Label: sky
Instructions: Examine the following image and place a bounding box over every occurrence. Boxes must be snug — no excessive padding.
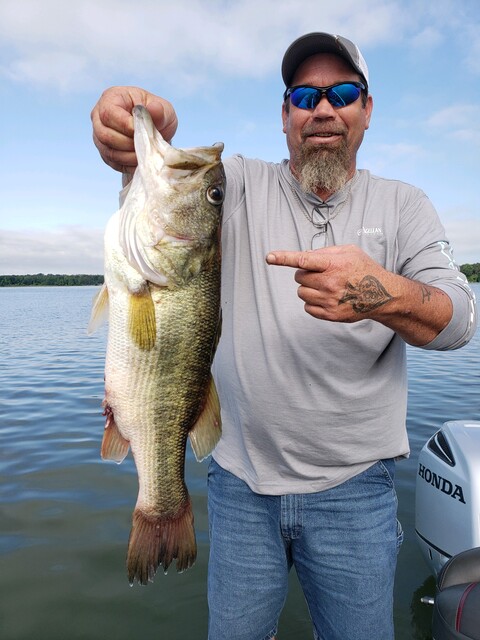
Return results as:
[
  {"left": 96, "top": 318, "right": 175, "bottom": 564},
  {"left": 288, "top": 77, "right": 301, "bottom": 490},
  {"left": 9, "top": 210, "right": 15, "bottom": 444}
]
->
[{"left": 1, "top": 0, "right": 479, "bottom": 275}]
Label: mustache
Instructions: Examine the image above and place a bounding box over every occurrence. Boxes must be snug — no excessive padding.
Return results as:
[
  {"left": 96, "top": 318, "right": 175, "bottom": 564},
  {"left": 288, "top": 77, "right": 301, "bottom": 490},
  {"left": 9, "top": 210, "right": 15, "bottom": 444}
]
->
[{"left": 301, "top": 126, "right": 346, "bottom": 139}]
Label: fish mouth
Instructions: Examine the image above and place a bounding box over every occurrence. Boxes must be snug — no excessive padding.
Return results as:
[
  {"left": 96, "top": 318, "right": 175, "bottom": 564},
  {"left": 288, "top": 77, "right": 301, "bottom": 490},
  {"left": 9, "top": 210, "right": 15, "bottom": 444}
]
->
[
  {"left": 168, "top": 232, "right": 194, "bottom": 243},
  {"left": 162, "top": 224, "right": 214, "bottom": 245},
  {"left": 153, "top": 234, "right": 193, "bottom": 246},
  {"left": 154, "top": 230, "right": 205, "bottom": 246}
]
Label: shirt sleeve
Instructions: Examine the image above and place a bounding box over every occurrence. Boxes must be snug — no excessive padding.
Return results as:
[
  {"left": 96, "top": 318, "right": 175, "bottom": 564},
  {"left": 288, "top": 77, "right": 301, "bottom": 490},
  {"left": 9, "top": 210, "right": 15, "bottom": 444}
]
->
[
  {"left": 396, "top": 191, "right": 477, "bottom": 351},
  {"left": 222, "top": 155, "right": 248, "bottom": 222}
]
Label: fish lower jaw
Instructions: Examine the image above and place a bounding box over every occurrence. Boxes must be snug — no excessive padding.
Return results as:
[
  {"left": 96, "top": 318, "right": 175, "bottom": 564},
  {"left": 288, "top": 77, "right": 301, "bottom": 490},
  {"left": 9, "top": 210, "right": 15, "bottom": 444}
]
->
[{"left": 155, "top": 233, "right": 194, "bottom": 246}]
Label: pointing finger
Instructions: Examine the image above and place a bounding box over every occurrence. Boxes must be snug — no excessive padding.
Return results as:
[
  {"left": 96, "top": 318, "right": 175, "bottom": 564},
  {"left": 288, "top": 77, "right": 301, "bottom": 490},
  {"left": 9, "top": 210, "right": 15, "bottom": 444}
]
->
[{"left": 266, "top": 250, "right": 327, "bottom": 272}]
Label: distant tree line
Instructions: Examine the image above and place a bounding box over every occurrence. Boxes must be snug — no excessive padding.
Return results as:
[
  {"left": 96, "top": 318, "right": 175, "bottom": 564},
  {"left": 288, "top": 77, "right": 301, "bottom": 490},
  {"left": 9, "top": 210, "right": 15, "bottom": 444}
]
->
[
  {"left": 460, "top": 263, "right": 480, "bottom": 283},
  {"left": 0, "top": 264, "right": 478, "bottom": 287},
  {"left": 0, "top": 274, "right": 104, "bottom": 287}
]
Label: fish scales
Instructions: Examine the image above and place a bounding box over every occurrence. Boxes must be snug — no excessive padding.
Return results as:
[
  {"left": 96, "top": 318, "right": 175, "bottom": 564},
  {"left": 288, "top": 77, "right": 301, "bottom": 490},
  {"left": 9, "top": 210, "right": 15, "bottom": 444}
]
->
[{"left": 89, "top": 105, "right": 224, "bottom": 585}]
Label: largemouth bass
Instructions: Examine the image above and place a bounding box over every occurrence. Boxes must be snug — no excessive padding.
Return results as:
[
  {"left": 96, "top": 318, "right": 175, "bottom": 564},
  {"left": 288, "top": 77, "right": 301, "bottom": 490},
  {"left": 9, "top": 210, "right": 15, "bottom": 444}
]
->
[{"left": 89, "top": 105, "right": 224, "bottom": 585}]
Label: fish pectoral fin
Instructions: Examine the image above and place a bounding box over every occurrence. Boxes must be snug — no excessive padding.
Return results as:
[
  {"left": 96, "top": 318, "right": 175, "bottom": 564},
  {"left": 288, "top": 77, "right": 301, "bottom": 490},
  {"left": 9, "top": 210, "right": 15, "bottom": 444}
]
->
[
  {"left": 189, "top": 376, "right": 222, "bottom": 462},
  {"left": 101, "top": 404, "right": 130, "bottom": 463},
  {"left": 87, "top": 283, "right": 109, "bottom": 334},
  {"left": 128, "top": 288, "right": 156, "bottom": 350}
]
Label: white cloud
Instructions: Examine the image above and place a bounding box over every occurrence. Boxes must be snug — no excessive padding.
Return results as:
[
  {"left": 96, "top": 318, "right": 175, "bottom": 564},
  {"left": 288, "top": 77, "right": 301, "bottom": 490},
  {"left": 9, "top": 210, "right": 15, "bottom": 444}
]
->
[
  {"left": 448, "top": 129, "right": 480, "bottom": 145},
  {"left": 0, "top": 227, "right": 104, "bottom": 275},
  {"left": 361, "top": 142, "right": 427, "bottom": 177},
  {"left": 466, "top": 28, "right": 480, "bottom": 74},
  {"left": 427, "top": 104, "right": 480, "bottom": 128},
  {"left": 442, "top": 215, "right": 480, "bottom": 265},
  {"left": 426, "top": 104, "right": 480, "bottom": 146},
  {"left": 2, "top": 214, "right": 477, "bottom": 275},
  {"left": 0, "top": 0, "right": 408, "bottom": 92},
  {"left": 410, "top": 25, "right": 443, "bottom": 50},
  {"left": 4, "top": 51, "right": 91, "bottom": 92},
  {"left": 1, "top": 0, "right": 478, "bottom": 94}
]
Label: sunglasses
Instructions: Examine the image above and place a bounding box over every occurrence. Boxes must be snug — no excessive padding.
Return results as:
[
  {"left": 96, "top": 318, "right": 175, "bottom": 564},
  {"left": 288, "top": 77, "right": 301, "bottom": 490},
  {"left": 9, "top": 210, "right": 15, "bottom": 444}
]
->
[{"left": 284, "top": 82, "right": 366, "bottom": 109}]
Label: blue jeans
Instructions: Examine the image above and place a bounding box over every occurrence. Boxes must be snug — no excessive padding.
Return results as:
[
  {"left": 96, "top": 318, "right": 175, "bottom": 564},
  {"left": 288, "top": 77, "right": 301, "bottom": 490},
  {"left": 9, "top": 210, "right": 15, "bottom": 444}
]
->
[{"left": 207, "top": 458, "right": 403, "bottom": 640}]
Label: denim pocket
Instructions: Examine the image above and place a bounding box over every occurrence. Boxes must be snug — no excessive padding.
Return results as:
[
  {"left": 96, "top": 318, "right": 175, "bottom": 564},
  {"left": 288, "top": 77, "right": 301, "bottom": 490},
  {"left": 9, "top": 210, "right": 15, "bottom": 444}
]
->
[
  {"left": 378, "top": 458, "right": 396, "bottom": 488},
  {"left": 396, "top": 518, "right": 404, "bottom": 551}
]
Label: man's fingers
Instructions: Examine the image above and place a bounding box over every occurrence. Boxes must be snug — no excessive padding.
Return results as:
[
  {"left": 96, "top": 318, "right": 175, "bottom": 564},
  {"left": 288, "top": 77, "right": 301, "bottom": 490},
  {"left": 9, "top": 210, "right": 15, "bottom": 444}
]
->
[
  {"left": 92, "top": 125, "right": 135, "bottom": 153},
  {"left": 92, "top": 132, "right": 137, "bottom": 173},
  {"left": 90, "top": 87, "right": 179, "bottom": 173},
  {"left": 266, "top": 251, "right": 306, "bottom": 268},
  {"left": 266, "top": 250, "right": 327, "bottom": 271},
  {"left": 146, "top": 98, "right": 178, "bottom": 143}
]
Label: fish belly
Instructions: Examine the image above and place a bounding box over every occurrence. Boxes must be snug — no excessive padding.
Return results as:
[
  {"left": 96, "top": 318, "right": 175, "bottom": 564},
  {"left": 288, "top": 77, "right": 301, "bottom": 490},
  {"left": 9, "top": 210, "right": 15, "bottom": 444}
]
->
[{"left": 103, "top": 260, "right": 220, "bottom": 584}]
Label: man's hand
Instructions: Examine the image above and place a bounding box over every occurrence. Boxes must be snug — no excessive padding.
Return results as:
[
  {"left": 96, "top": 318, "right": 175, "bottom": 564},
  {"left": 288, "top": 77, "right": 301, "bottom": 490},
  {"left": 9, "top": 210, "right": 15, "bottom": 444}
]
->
[
  {"left": 266, "top": 245, "right": 452, "bottom": 345},
  {"left": 91, "top": 86, "right": 178, "bottom": 175},
  {"left": 266, "top": 245, "right": 393, "bottom": 322}
]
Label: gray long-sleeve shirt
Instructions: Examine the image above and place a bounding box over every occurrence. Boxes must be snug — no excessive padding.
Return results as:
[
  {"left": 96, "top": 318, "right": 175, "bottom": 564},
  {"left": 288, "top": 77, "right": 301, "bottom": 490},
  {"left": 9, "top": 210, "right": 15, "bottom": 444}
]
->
[{"left": 211, "top": 156, "right": 477, "bottom": 494}]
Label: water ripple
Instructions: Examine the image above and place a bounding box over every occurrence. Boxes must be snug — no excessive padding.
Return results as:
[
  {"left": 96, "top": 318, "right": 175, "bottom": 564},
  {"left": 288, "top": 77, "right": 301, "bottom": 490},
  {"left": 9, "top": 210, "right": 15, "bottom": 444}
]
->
[{"left": 0, "top": 284, "right": 478, "bottom": 640}]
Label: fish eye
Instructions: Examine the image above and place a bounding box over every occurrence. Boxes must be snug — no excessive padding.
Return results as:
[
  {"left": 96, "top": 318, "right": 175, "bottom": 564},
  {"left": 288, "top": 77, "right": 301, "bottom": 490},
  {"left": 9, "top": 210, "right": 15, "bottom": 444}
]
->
[{"left": 206, "top": 185, "right": 224, "bottom": 205}]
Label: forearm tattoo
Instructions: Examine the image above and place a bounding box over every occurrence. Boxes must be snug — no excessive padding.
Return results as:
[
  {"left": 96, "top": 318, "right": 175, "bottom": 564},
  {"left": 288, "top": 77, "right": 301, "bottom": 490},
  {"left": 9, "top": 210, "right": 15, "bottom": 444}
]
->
[
  {"left": 421, "top": 286, "right": 432, "bottom": 303},
  {"left": 339, "top": 275, "right": 393, "bottom": 314}
]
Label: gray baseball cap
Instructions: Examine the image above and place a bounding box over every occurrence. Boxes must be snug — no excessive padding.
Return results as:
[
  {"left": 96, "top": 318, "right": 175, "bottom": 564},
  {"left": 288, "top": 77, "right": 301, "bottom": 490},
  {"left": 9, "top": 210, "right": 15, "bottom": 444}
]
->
[{"left": 282, "top": 32, "right": 369, "bottom": 89}]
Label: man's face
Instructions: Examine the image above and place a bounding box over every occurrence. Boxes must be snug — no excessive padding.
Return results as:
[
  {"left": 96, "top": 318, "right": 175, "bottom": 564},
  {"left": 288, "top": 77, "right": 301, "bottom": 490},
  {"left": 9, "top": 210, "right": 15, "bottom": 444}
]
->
[{"left": 282, "top": 53, "right": 373, "bottom": 197}]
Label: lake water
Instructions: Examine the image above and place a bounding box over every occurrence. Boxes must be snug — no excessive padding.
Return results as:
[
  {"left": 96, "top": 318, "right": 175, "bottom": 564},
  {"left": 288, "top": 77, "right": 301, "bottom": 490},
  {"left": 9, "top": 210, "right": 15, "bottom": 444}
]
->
[{"left": 1, "top": 284, "right": 479, "bottom": 640}]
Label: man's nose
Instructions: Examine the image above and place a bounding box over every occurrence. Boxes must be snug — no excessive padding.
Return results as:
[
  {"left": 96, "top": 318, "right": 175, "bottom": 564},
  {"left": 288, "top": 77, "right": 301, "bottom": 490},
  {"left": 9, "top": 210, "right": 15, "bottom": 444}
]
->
[{"left": 311, "top": 95, "right": 336, "bottom": 117}]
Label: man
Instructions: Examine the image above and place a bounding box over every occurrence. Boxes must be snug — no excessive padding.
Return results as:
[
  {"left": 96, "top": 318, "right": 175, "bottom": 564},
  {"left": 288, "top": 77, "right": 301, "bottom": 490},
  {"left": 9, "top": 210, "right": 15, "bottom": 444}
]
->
[{"left": 91, "top": 32, "right": 477, "bottom": 640}]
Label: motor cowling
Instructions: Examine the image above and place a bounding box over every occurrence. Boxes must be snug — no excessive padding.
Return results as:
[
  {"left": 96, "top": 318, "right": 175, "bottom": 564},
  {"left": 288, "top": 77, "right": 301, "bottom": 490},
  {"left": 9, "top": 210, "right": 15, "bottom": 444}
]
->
[{"left": 415, "top": 421, "right": 480, "bottom": 576}]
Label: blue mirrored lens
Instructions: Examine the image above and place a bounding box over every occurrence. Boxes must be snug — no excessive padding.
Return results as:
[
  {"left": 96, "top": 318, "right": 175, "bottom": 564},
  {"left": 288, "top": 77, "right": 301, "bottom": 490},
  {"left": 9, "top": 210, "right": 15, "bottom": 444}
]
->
[
  {"left": 329, "top": 84, "right": 361, "bottom": 107},
  {"left": 289, "top": 83, "right": 362, "bottom": 109},
  {"left": 290, "top": 87, "right": 319, "bottom": 109}
]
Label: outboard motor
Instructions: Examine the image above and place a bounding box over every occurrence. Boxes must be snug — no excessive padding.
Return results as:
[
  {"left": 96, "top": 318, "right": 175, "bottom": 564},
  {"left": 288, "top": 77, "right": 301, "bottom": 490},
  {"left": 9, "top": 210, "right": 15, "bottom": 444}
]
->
[
  {"left": 415, "top": 420, "right": 480, "bottom": 574},
  {"left": 432, "top": 547, "right": 480, "bottom": 640},
  {"left": 415, "top": 421, "right": 480, "bottom": 639}
]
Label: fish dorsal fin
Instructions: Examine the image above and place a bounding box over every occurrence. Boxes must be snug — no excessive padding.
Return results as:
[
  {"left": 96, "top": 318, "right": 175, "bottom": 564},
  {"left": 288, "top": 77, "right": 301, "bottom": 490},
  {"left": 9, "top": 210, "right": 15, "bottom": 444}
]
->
[{"left": 188, "top": 376, "right": 222, "bottom": 461}]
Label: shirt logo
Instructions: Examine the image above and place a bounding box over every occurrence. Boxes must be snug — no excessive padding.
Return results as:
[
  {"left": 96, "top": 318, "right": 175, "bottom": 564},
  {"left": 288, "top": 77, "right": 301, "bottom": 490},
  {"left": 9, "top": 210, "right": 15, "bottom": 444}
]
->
[
  {"left": 437, "top": 241, "right": 457, "bottom": 270},
  {"left": 357, "top": 226, "right": 383, "bottom": 236}
]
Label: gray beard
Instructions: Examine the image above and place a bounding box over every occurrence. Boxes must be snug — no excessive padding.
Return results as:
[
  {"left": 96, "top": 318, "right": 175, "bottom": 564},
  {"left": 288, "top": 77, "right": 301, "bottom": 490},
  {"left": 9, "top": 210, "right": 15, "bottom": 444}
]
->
[{"left": 296, "top": 140, "right": 350, "bottom": 196}]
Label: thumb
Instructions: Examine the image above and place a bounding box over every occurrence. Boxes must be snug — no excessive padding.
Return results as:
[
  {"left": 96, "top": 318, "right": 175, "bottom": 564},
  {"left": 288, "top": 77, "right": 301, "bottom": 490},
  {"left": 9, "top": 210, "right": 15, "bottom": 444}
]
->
[{"left": 144, "top": 96, "right": 178, "bottom": 143}]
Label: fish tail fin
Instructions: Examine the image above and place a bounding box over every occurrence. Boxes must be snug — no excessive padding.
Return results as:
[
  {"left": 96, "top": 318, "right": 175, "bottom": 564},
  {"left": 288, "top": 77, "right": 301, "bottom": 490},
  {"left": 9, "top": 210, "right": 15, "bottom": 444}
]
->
[
  {"left": 101, "top": 404, "right": 130, "bottom": 463},
  {"left": 189, "top": 376, "right": 222, "bottom": 461},
  {"left": 88, "top": 283, "right": 109, "bottom": 334},
  {"left": 127, "top": 501, "right": 196, "bottom": 585}
]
